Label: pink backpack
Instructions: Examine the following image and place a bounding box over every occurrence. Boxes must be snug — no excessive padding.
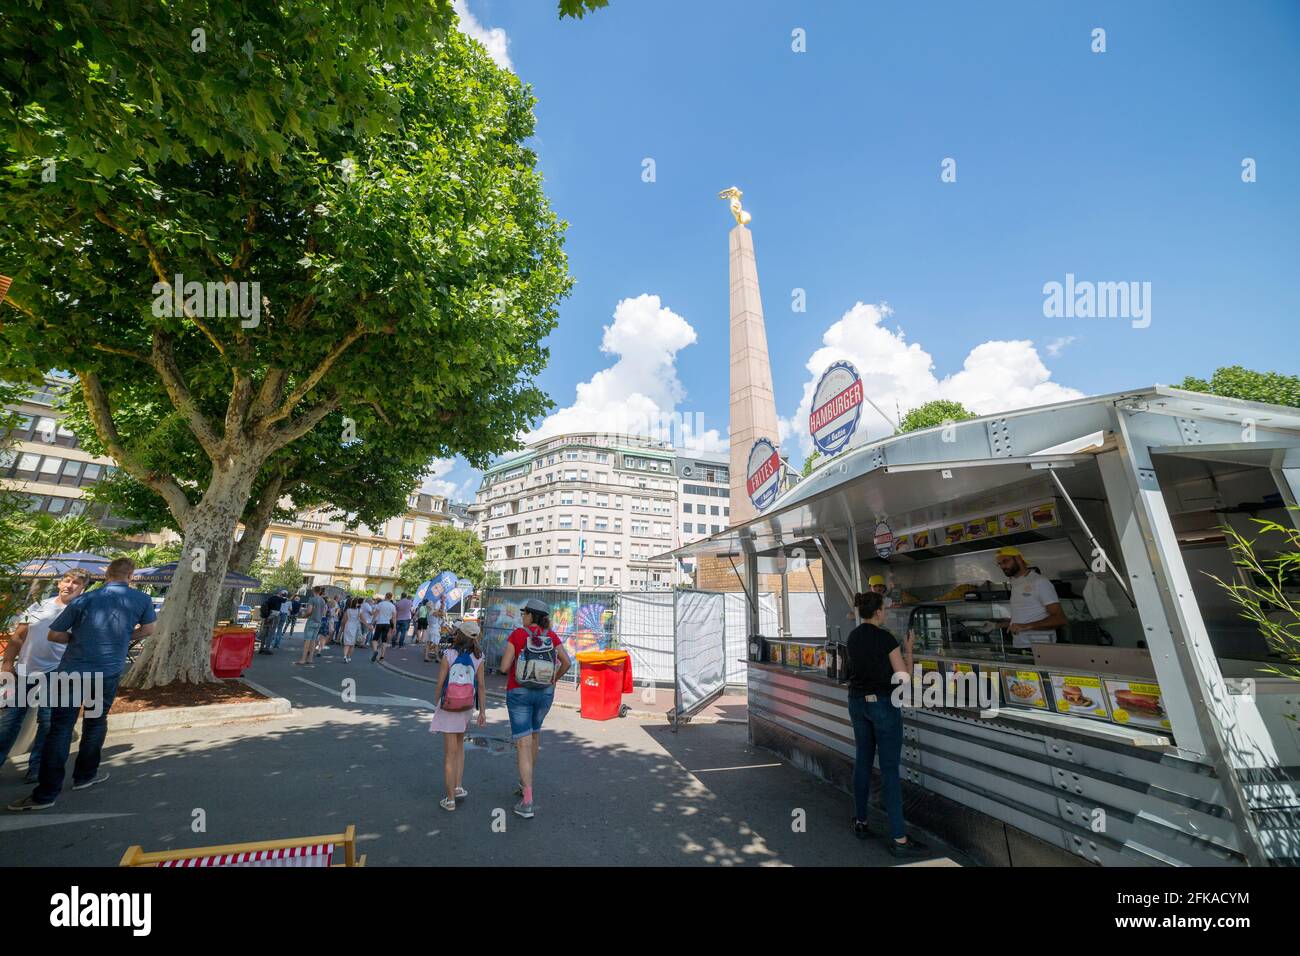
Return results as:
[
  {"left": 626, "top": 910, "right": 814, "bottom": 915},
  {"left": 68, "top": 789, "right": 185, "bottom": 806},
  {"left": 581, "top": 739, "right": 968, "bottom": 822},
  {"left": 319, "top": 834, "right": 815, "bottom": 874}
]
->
[{"left": 442, "top": 650, "right": 477, "bottom": 712}]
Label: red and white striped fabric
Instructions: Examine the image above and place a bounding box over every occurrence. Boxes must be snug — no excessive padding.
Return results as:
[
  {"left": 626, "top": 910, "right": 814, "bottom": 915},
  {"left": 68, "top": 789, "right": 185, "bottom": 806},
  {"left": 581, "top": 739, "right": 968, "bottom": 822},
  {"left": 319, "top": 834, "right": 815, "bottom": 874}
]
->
[{"left": 158, "top": 843, "right": 334, "bottom": 867}]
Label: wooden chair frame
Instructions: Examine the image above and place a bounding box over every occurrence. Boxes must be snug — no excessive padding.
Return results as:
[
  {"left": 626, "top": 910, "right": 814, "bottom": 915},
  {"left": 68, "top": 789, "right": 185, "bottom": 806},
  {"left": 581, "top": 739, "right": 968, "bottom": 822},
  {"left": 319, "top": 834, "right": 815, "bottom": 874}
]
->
[{"left": 119, "top": 824, "right": 365, "bottom": 867}]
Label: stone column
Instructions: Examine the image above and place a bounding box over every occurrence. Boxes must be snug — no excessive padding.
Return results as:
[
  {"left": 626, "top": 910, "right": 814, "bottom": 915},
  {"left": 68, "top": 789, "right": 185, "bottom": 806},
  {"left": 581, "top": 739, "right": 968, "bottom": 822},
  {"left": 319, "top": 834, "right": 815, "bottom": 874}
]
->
[{"left": 728, "top": 223, "right": 782, "bottom": 527}]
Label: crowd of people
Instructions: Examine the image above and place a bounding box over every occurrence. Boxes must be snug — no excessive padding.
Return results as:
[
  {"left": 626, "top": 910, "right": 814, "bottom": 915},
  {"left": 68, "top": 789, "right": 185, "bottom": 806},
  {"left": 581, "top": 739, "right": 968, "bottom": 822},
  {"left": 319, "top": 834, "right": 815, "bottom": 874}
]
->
[{"left": 255, "top": 589, "right": 448, "bottom": 665}]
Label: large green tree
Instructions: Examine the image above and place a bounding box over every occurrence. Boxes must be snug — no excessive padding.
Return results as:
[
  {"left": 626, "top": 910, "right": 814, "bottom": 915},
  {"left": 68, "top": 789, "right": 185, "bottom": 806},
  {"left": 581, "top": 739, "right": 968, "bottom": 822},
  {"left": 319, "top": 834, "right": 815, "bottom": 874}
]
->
[
  {"left": 1177, "top": 366, "right": 1300, "bottom": 408},
  {"left": 899, "top": 399, "right": 977, "bottom": 434},
  {"left": 397, "top": 525, "right": 486, "bottom": 591},
  {"left": 0, "top": 4, "right": 573, "bottom": 686}
]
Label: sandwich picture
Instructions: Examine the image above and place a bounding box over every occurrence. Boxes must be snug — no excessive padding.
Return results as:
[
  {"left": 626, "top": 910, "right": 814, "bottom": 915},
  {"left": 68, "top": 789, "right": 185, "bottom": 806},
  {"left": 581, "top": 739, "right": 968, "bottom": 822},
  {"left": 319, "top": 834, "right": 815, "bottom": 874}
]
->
[
  {"left": 1114, "top": 688, "right": 1163, "bottom": 716},
  {"left": 1030, "top": 502, "right": 1058, "bottom": 528}
]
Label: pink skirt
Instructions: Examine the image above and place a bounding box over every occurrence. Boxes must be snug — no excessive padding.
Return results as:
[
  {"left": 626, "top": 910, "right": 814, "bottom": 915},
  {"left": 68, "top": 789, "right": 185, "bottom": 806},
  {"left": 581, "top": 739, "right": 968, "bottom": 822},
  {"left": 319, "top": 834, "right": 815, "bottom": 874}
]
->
[{"left": 429, "top": 704, "right": 473, "bottom": 735}]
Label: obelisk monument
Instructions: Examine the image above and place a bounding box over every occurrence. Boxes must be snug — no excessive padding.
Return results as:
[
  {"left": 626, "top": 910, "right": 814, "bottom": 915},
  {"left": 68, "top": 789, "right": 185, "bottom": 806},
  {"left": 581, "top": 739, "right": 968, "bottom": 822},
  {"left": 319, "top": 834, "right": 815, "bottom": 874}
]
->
[{"left": 719, "top": 187, "right": 782, "bottom": 527}]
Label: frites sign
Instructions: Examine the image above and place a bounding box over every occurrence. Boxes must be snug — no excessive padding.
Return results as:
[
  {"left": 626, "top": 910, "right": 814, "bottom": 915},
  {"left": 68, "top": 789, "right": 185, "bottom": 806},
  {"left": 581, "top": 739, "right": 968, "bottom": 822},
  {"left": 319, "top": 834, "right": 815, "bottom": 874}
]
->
[
  {"left": 746, "top": 438, "right": 781, "bottom": 511},
  {"left": 809, "top": 361, "right": 863, "bottom": 455}
]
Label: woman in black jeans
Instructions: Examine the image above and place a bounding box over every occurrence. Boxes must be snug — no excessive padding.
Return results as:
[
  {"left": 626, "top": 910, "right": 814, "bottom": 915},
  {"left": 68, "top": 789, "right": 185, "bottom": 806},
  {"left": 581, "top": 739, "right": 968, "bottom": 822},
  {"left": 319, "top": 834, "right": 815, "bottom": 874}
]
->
[{"left": 846, "top": 590, "right": 926, "bottom": 858}]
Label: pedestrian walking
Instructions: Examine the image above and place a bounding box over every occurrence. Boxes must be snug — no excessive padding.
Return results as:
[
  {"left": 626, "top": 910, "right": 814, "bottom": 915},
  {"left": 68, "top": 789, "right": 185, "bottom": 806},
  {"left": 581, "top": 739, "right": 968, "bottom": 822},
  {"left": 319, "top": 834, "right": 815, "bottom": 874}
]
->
[
  {"left": 0, "top": 570, "right": 89, "bottom": 783},
  {"left": 370, "top": 593, "right": 396, "bottom": 662},
  {"left": 394, "top": 592, "right": 413, "bottom": 648},
  {"left": 340, "top": 598, "right": 362, "bottom": 662},
  {"left": 498, "top": 598, "right": 571, "bottom": 819},
  {"left": 318, "top": 595, "right": 337, "bottom": 653},
  {"left": 415, "top": 599, "right": 431, "bottom": 645},
  {"left": 296, "top": 586, "right": 327, "bottom": 665},
  {"left": 429, "top": 621, "right": 488, "bottom": 811},
  {"left": 359, "top": 596, "right": 375, "bottom": 648},
  {"left": 8, "top": 557, "right": 156, "bottom": 811},
  {"left": 276, "top": 591, "right": 293, "bottom": 642},
  {"left": 844, "top": 590, "right": 926, "bottom": 858},
  {"left": 258, "top": 589, "right": 284, "bottom": 653}
]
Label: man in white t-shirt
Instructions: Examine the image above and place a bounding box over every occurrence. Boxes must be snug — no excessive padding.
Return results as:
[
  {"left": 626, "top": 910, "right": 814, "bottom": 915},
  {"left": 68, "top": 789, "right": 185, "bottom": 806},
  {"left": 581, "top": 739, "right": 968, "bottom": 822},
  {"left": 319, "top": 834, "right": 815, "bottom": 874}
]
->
[
  {"left": 996, "top": 547, "right": 1067, "bottom": 648},
  {"left": 0, "top": 570, "right": 89, "bottom": 782},
  {"left": 370, "top": 593, "right": 397, "bottom": 662}
]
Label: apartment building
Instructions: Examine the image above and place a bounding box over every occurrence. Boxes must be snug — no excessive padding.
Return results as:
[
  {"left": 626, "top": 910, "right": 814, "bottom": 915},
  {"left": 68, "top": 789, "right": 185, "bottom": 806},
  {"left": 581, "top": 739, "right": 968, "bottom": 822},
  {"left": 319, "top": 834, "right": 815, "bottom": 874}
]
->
[
  {"left": 1, "top": 374, "right": 144, "bottom": 533},
  {"left": 255, "top": 491, "right": 455, "bottom": 593},
  {"left": 471, "top": 433, "right": 733, "bottom": 591},
  {"left": 675, "top": 449, "right": 731, "bottom": 580}
]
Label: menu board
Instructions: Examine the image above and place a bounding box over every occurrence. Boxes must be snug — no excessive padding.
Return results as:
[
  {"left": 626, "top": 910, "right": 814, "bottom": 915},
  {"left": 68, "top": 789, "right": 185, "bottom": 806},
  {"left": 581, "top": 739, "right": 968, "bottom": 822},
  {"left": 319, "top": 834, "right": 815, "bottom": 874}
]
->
[
  {"left": 1104, "top": 679, "right": 1170, "bottom": 730},
  {"left": 1050, "top": 674, "right": 1110, "bottom": 719},
  {"left": 912, "top": 529, "right": 932, "bottom": 550},
  {"left": 965, "top": 516, "right": 998, "bottom": 541},
  {"left": 999, "top": 509, "right": 1028, "bottom": 534},
  {"left": 1029, "top": 500, "right": 1060, "bottom": 530},
  {"left": 944, "top": 523, "right": 965, "bottom": 545},
  {"left": 944, "top": 661, "right": 981, "bottom": 706},
  {"left": 1001, "top": 670, "right": 1048, "bottom": 709},
  {"left": 894, "top": 533, "right": 911, "bottom": 554}
]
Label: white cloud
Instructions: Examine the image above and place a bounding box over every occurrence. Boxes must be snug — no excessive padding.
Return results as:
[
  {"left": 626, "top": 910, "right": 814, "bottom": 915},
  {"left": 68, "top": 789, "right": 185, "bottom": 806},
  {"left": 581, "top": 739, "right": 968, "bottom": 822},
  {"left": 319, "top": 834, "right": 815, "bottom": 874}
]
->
[
  {"left": 454, "top": 0, "right": 512, "bottom": 71},
  {"left": 783, "top": 302, "right": 1084, "bottom": 459},
  {"left": 528, "top": 293, "right": 728, "bottom": 454},
  {"left": 1044, "top": 336, "right": 1077, "bottom": 357},
  {"left": 420, "top": 457, "right": 458, "bottom": 498}
]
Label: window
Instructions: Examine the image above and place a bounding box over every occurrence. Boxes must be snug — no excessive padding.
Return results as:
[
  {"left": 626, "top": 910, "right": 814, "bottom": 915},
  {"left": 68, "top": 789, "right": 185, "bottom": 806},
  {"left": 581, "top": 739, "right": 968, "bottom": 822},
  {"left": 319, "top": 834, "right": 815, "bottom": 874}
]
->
[
  {"left": 46, "top": 496, "right": 67, "bottom": 514},
  {"left": 613, "top": 543, "right": 622, "bottom": 557},
  {"left": 339, "top": 542, "right": 354, "bottom": 567},
  {"left": 34, "top": 417, "right": 56, "bottom": 440},
  {"left": 593, "top": 541, "right": 607, "bottom": 556},
  {"left": 40, "top": 456, "right": 61, "bottom": 475},
  {"left": 299, "top": 539, "right": 317, "bottom": 567},
  {"left": 711, "top": 525, "right": 721, "bottom": 534},
  {"left": 683, "top": 503, "right": 692, "bottom": 513},
  {"left": 724, "top": 507, "right": 730, "bottom": 516},
  {"left": 269, "top": 535, "right": 286, "bottom": 565},
  {"left": 683, "top": 522, "right": 693, "bottom": 534},
  {"left": 611, "top": 570, "right": 621, "bottom": 587},
  {"left": 402, "top": 519, "right": 414, "bottom": 540},
  {"left": 558, "top": 514, "right": 573, "bottom": 529},
  {"left": 61, "top": 459, "right": 81, "bottom": 478},
  {"left": 17, "top": 453, "right": 39, "bottom": 471},
  {"left": 555, "top": 565, "right": 570, "bottom": 585},
  {"left": 557, "top": 539, "right": 572, "bottom": 554},
  {"left": 82, "top": 463, "right": 102, "bottom": 481}
]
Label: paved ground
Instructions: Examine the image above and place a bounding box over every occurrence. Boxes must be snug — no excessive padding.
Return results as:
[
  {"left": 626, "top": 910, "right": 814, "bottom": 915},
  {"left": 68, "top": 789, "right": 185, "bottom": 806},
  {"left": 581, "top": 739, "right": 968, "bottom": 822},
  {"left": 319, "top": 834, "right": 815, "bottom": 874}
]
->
[{"left": 0, "top": 632, "right": 965, "bottom": 867}]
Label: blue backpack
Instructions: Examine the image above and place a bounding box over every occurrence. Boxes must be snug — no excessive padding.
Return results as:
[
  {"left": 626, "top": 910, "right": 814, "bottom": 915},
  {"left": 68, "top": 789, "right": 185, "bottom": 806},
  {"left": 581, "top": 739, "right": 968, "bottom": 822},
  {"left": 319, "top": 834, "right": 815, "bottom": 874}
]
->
[{"left": 442, "top": 650, "right": 477, "bottom": 711}]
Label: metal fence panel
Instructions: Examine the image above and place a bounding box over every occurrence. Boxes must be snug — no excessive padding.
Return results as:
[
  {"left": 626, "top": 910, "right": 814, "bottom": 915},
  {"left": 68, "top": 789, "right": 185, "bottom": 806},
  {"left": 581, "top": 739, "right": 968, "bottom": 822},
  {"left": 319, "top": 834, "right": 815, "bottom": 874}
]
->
[
  {"left": 722, "top": 592, "right": 779, "bottom": 687},
  {"left": 614, "top": 591, "right": 676, "bottom": 685},
  {"left": 674, "top": 590, "right": 726, "bottom": 716}
]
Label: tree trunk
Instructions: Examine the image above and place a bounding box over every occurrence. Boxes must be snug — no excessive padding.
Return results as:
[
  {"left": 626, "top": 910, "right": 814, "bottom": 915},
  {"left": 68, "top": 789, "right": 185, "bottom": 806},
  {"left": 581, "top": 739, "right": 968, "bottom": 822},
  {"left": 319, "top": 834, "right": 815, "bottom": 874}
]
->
[
  {"left": 122, "top": 456, "right": 262, "bottom": 689},
  {"left": 214, "top": 475, "right": 286, "bottom": 623}
]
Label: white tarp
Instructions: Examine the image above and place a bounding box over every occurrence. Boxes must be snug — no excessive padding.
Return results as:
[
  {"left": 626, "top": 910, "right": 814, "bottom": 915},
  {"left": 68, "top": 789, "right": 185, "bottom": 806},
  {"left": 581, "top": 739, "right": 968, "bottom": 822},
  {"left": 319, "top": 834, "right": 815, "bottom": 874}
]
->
[{"left": 675, "top": 591, "right": 726, "bottom": 714}]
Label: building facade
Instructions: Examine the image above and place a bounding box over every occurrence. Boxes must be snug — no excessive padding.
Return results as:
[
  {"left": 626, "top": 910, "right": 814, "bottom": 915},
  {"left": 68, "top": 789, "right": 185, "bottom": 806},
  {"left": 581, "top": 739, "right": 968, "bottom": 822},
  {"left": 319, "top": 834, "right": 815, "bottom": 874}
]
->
[
  {"left": 254, "top": 491, "right": 455, "bottom": 594},
  {"left": 471, "top": 433, "right": 731, "bottom": 591},
  {"left": 1, "top": 375, "right": 144, "bottom": 533},
  {"left": 674, "top": 449, "right": 731, "bottom": 580}
]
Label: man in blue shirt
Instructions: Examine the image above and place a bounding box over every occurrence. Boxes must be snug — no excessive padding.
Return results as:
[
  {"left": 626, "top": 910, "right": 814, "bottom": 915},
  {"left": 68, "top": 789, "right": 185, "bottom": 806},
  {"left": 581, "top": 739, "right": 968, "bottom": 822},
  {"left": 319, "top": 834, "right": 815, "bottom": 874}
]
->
[{"left": 8, "top": 556, "right": 156, "bottom": 811}]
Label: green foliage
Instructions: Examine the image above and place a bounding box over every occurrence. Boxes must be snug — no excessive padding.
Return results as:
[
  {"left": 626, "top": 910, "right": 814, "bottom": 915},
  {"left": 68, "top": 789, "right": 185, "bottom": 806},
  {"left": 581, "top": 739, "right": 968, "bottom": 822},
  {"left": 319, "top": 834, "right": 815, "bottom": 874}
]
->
[
  {"left": 261, "top": 557, "right": 306, "bottom": 593},
  {"left": 397, "top": 525, "right": 485, "bottom": 590},
  {"left": 0, "top": 507, "right": 118, "bottom": 627},
  {"left": 117, "top": 539, "right": 185, "bottom": 568},
  {"left": 801, "top": 451, "right": 822, "bottom": 477},
  {"left": 899, "top": 400, "right": 977, "bottom": 434},
  {"left": 1176, "top": 367, "right": 1300, "bottom": 409},
  {"left": 1208, "top": 516, "right": 1300, "bottom": 683},
  {"left": 481, "top": 569, "right": 501, "bottom": 590}
]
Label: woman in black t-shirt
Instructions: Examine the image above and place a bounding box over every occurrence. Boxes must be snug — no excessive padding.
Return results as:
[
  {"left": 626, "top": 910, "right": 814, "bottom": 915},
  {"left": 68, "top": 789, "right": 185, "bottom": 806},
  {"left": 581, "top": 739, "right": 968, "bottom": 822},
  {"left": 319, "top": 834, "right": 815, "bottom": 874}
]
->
[{"left": 845, "top": 590, "right": 926, "bottom": 858}]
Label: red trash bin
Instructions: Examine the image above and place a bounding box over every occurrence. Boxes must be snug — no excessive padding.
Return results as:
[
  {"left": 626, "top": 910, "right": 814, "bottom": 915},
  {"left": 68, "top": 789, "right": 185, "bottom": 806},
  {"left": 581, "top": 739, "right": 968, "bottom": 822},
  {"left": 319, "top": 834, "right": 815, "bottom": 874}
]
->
[
  {"left": 576, "top": 650, "right": 632, "bottom": 721},
  {"left": 211, "top": 627, "right": 257, "bottom": 678}
]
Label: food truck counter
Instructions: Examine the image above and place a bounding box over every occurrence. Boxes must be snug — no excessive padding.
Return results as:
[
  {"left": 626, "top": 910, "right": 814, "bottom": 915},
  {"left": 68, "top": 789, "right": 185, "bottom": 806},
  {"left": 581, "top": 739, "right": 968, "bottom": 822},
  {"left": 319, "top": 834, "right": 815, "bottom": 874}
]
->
[{"left": 677, "top": 389, "right": 1300, "bottom": 866}]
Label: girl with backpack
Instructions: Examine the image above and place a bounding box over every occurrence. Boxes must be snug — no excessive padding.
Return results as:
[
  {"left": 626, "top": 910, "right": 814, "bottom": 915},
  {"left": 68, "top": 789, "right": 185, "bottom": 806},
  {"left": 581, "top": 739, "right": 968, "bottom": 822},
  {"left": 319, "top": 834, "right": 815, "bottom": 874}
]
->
[
  {"left": 498, "top": 598, "right": 571, "bottom": 819},
  {"left": 429, "top": 620, "right": 488, "bottom": 812}
]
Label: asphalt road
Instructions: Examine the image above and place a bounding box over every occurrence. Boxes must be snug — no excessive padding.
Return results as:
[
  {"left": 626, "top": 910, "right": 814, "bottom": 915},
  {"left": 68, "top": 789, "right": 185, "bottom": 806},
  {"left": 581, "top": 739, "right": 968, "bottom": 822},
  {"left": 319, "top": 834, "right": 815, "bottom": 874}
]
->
[{"left": 0, "top": 636, "right": 964, "bottom": 867}]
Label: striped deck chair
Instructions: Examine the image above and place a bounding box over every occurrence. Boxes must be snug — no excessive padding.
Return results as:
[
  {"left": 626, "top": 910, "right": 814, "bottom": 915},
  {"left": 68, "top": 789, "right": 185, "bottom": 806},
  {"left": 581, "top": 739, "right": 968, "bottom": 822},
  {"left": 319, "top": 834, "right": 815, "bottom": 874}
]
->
[{"left": 119, "top": 825, "right": 366, "bottom": 867}]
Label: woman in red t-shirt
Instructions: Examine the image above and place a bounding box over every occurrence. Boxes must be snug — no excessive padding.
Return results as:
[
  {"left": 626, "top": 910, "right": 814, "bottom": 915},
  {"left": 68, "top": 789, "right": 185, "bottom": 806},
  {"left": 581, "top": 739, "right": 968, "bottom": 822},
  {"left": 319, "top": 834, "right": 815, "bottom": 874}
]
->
[{"left": 498, "top": 598, "right": 571, "bottom": 819}]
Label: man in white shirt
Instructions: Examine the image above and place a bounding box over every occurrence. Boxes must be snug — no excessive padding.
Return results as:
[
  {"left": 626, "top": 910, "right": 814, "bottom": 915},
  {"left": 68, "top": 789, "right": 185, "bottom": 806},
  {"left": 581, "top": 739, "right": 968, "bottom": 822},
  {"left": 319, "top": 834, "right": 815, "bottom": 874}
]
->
[
  {"left": 996, "top": 547, "right": 1067, "bottom": 648},
  {"left": 370, "top": 593, "right": 397, "bottom": 662},
  {"left": 0, "top": 570, "right": 89, "bottom": 782},
  {"left": 359, "top": 597, "right": 375, "bottom": 648}
]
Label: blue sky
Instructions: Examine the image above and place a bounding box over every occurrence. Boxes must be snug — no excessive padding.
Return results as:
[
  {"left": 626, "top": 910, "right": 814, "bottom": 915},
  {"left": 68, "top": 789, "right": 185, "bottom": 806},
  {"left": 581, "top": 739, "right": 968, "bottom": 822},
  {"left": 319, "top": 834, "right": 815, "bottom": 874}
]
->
[{"left": 426, "top": 0, "right": 1300, "bottom": 499}]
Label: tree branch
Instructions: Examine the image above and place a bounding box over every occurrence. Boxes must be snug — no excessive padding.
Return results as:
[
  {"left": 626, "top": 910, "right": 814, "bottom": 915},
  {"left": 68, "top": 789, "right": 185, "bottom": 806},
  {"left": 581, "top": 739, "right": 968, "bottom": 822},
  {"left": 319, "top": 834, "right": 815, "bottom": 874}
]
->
[
  {"left": 269, "top": 393, "right": 342, "bottom": 452},
  {"left": 92, "top": 342, "right": 151, "bottom": 363},
  {"left": 150, "top": 331, "right": 223, "bottom": 458},
  {"left": 78, "top": 369, "right": 194, "bottom": 526},
  {"left": 261, "top": 323, "right": 370, "bottom": 427}
]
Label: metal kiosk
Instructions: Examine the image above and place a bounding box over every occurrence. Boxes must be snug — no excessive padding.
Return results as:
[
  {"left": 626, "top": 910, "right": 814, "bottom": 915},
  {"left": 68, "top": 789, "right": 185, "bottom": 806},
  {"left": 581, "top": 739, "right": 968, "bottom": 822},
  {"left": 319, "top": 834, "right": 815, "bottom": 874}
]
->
[{"left": 674, "top": 387, "right": 1300, "bottom": 866}]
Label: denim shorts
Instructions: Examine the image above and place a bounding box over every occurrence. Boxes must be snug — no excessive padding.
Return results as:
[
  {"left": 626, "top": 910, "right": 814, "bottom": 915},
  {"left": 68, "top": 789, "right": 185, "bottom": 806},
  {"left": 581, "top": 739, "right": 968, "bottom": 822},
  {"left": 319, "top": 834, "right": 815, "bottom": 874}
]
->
[{"left": 506, "top": 686, "right": 555, "bottom": 740}]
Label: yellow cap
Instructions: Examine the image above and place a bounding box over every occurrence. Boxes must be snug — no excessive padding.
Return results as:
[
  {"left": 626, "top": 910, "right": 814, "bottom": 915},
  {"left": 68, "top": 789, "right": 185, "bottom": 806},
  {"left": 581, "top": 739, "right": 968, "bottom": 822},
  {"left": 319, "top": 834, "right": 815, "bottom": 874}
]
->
[
  {"left": 868, "top": 574, "right": 885, "bottom": 586},
  {"left": 995, "top": 546, "right": 1023, "bottom": 559}
]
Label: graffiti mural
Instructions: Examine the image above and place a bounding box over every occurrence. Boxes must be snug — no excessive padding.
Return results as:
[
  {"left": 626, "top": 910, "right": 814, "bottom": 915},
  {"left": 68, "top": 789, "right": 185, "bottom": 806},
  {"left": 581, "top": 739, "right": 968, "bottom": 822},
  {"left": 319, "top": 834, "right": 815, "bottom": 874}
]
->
[{"left": 481, "top": 591, "right": 616, "bottom": 663}]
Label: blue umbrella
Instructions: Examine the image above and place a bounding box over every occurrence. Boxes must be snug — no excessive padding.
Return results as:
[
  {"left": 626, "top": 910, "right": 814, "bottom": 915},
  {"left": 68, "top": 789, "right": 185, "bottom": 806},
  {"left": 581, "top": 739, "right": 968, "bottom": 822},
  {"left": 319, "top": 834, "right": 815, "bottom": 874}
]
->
[
  {"left": 12, "top": 552, "right": 113, "bottom": 579},
  {"left": 133, "top": 563, "right": 262, "bottom": 589}
]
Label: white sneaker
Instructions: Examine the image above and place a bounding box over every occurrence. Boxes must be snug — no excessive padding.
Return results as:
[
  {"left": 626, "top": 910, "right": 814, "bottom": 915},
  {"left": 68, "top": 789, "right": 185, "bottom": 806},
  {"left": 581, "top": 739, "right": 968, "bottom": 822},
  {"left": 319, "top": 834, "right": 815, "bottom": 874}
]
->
[
  {"left": 439, "top": 797, "right": 456, "bottom": 811},
  {"left": 454, "top": 787, "right": 468, "bottom": 799}
]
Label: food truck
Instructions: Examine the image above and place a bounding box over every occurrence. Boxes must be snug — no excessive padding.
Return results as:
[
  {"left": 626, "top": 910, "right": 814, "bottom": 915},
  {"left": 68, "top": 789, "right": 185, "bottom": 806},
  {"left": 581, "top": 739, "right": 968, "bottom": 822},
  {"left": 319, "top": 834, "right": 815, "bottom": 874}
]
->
[{"left": 674, "top": 387, "right": 1300, "bottom": 866}]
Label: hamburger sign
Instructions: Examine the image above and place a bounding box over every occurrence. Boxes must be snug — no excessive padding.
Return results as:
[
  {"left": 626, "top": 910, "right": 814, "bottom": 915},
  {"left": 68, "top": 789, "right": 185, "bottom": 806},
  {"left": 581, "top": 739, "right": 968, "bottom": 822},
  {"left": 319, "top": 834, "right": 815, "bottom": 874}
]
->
[
  {"left": 809, "top": 360, "right": 864, "bottom": 455},
  {"left": 746, "top": 437, "right": 782, "bottom": 511}
]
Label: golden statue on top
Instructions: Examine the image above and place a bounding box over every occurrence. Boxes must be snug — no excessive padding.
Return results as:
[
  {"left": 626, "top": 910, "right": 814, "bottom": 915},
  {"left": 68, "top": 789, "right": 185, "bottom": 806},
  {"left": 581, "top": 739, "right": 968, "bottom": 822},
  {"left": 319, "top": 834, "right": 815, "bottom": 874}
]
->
[{"left": 717, "top": 186, "right": 752, "bottom": 226}]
